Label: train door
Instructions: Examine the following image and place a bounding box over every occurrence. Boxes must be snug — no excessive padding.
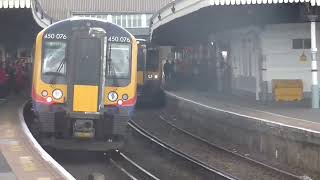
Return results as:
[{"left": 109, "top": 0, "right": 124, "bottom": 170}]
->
[{"left": 67, "top": 28, "right": 106, "bottom": 113}]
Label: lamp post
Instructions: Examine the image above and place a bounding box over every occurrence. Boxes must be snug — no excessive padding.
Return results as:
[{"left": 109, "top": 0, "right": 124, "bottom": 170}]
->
[{"left": 308, "top": 14, "right": 319, "bottom": 109}]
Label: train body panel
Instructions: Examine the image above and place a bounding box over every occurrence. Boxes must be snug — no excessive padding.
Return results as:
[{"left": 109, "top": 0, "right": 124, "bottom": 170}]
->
[{"left": 31, "top": 18, "right": 137, "bottom": 151}]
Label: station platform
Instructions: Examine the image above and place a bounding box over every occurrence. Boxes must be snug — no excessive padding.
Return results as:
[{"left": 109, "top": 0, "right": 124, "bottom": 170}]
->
[
  {"left": 164, "top": 89, "right": 320, "bottom": 178},
  {"left": 0, "top": 96, "right": 74, "bottom": 180},
  {"left": 166, "top": 89, "right": 320, "bottom": 133}
]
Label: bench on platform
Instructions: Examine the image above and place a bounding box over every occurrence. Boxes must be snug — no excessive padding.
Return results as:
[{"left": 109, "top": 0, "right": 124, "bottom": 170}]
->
[{"left": 272, "top": 79, "right": 303, "bottom": 101}]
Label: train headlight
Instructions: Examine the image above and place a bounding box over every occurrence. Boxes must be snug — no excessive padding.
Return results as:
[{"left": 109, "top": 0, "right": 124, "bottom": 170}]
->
[
  {"left": 154, "top": 75, "right": 159, "bottom": 79},
  {"left": 117, "top": 100, "right": 123, "bottom": 105},
  {"left": 108, "top": 92, "right": 118, "bottom": 102},
  {"left": 122, "top": 94, "right": 129, "bottom": 100},
  {"left": 147, "top": 74, "right": 153, "bottom": 79},
  {"left": 46, "top": 97, "right": 53, "bottom": 103},
  {"left": 41, "top": 90, "right": 48, "bottom": 97},
  {"left": 52, "top": 89, "right": 63, "bottom": 100}
]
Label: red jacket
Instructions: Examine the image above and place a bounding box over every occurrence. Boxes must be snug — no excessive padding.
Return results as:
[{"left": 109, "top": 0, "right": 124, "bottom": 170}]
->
[
  {"left": 0, "top": 69, "right": 8, "bottom": 85},
  {"left": 15, "top": 66, "right": 26, "bottom": 88}
]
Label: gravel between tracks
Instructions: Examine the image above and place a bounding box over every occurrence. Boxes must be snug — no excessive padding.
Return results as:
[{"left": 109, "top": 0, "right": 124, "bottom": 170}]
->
[{"left": 133, "top": 108, "right": 299, "bottom": 180}]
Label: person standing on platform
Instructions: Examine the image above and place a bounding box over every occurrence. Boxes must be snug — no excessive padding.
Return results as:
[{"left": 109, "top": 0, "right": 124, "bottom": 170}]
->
[
  {"left": 6, "top": 62, "right": 15, "bottom": 95},
  {"left": 163, "top": 59, "right": 170, "bottom": 82},
  {"left": 170, "top": 60, "right": 176, "bottom": 80},
  {"left": 15, "top": 61, "right": 26, "bottom": 94},
  {"left": 0, "top": 63, "right": 8, "bottom": 99}
]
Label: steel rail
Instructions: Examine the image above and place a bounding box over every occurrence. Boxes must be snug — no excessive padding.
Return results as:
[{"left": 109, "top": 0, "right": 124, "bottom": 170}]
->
[
  {"left": 128, "top": 120, "right": 238, "bottom": 180},
  {"left": 158, "top": 114, "right": 302, "bottom": 180},
  {"left": 110, "top": 150, "right": 160, "bottom": 180},
  {"left": 109, "top": 158, "right": 140, "bottom": 180}
]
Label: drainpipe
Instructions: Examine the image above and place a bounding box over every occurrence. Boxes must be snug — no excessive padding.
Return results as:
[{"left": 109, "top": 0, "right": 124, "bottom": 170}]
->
[{"left": 309, "top": 15, "right": 319, "bottom": 109}]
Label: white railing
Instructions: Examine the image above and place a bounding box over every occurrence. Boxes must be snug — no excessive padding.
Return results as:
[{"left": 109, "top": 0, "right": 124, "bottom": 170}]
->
[{"left": 31, "top": 0, "right": 56, "bottom": 28}]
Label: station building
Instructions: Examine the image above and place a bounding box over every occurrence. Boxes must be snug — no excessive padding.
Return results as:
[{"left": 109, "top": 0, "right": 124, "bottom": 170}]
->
[
  {"left": 0, "top": 0, "right": 171, "bottom": 64},
  {"left": 150, "top": 1, "right": 320, "bottom": 108}
]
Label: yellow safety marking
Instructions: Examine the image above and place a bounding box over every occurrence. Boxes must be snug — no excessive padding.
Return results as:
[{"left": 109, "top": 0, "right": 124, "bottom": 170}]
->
[
  {"left": 20, "top": 156, "right": 38, "bottom": 172},
  {"left": 0, "top": 124, "right": 12, "bottom": 133},
  {"left": 37, "top": 178, "right": 51, "bottom": 180},
  {"left": 10, "top": 143, "right": 22, "bottom": 152},
  {"left": 4, "top": 129, "right": 15, "bottom": 138},
  {"left": 0, "top": 123, "right": 11, "bottom": 128}
]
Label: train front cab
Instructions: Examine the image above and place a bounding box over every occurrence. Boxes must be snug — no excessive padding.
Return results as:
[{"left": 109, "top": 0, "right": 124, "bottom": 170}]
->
[
  {"left": 32, "top": 19, "right": 137, "bottom": 151},
  {"left": 137, "top": 42, "right": 164, "bottom": 105},
  {"left": 138, "top": 47, "right": 165, "bottom": 105}
]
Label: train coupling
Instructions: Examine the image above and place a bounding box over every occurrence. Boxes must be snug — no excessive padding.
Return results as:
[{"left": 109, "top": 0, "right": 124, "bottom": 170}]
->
[{"left": 73, "top": 119, "right": 95, "bottom": 139}]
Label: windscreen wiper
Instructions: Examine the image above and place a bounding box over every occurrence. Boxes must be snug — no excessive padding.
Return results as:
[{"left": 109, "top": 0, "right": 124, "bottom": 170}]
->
[
  {"left": 106, "top": 44, "right": 120, "bottom": 87},
  {"left": 49, "top": 58, "right": 66, "bottom": 84}
]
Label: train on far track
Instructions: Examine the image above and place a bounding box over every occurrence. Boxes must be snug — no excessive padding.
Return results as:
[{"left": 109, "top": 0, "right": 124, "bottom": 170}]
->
[
  {"left": 136, "top": 39, "right": 164, "bottom": 105},
  {"left": 31, "top": 17, "right": 138, "bottom": 151}
]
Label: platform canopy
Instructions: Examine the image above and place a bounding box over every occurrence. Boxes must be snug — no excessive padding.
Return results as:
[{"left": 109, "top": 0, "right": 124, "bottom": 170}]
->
[
  {"left": 0, "top": 0, "right": 31, "bottom": 9},
  {"left": 150, "top": 0, "right": 320, "bottom": 42}
]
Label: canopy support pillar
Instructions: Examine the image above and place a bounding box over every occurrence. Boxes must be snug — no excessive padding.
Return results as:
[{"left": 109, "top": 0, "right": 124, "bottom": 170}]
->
[{"left": 309, "top": 15, "right": 319, "bottom": 109}]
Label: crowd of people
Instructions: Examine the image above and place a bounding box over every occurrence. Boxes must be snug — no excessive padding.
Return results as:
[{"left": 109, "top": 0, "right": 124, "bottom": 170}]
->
[{"left": 0, "top": 59, "right": 29, "bottom": 99}]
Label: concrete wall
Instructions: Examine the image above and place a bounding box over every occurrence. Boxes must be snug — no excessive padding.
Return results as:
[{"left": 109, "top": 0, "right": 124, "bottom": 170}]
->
[
  {"left": 260, "top": 23, "right": 320, "bottom": 93},
  {"left": 212, "top": 23, "right": 320, "bottom": 97},
  {"left": 166, "top": 94, "right": 320, "bottom": 179},
  {"left": 212, "top": 26, "right": 262, "bottom": 98}
]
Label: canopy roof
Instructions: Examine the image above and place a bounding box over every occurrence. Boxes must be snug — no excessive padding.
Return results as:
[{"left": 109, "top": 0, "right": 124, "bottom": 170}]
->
[{"left": 150, "top": 0, "right": 320, "bottom": 41}]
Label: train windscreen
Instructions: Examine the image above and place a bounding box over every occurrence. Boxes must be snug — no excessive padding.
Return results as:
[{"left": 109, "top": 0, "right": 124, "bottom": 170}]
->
[
  {"left": 146, "top": 49, "right": 159, "bottom": 71},
  {"left": 106, "top": 43, "right": 131, "bottom": 86},
  {"left": 42, "top": 41, "right": 67, "bottom": 84}
]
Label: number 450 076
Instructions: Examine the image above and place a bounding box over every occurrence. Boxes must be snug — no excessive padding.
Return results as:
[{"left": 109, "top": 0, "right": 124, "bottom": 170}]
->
[
  {"left": 44, "top": 33, "right": 67, "bottom": 40},
  {"left": 108, "top": 36, "right": 131, "bottom": 43}
]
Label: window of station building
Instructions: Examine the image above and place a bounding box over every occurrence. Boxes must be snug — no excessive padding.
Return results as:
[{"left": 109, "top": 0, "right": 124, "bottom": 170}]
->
[
  {"left": 116, "top": 16, "right": 121, "bottom": 26},
  {"left": 292, "top": 39, "right": 311, "bottom": 49},
  {"left": 73, "top": 13, "right": 152, "bottom": 28},
  {"left": 137, "top": 15, "right": 142, "bottom": 27},
  {"left": 127, "top": 15, "right": 133, "bottom": 28},
  {"left": 132, "top": 15, "right": 138, "bottom": 27},
  {"left": 121, "top": 15, "right": 127, "bottom": 27}
]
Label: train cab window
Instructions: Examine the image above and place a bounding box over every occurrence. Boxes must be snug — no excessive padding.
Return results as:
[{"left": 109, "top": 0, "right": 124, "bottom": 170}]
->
[
  {"left": 106, "top": 43, "right": 131, "bottom": 86},
  {"left": 146, "top": 49, "right": 159, "bottom": 71},
  {"left": 42, "top": 41, "right": 67, "bottom": 84},
  {"left": 137, "top": 46, "right": 145, "bottom": 71}
]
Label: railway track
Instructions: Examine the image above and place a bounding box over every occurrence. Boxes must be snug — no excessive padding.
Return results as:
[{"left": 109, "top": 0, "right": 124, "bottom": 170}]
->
[
  {"left": 128, "top": 120, "right": 238, "bottom": 180},
  {"left": 132, "top": 109, "right": 302, "bottom": 180},
  {"left": 158, "top": 113, "right": 302, "bottom": 180},
  {"left": 109, "top": 150, "right": 160, "bottom": 180}
]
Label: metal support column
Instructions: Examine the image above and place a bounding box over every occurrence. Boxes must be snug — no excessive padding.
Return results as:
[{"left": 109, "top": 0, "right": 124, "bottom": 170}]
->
[{"left": 310, "top": 16, "right": 319, "bottom": 108}]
